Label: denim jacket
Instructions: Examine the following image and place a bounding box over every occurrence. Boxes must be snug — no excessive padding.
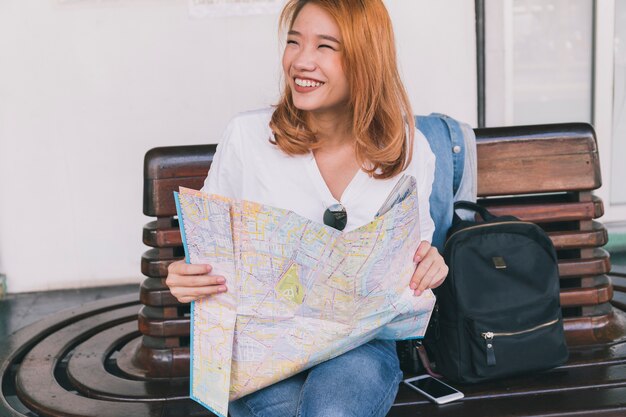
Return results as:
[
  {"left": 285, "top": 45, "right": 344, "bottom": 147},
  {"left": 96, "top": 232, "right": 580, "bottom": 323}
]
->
[{"left": 415, "top": 114, "right": 477, "bottom": 251}]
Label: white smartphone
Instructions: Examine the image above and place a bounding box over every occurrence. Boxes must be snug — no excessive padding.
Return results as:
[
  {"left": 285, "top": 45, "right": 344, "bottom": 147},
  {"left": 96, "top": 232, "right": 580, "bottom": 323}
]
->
[{"left": 403, "top": 375, "right": 464, "bottom": 404}]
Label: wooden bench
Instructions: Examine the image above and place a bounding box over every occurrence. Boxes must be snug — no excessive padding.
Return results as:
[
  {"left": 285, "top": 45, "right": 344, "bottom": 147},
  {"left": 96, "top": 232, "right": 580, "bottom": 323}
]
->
[
  {"left": 137, "top": 122, "right": 626, "bottom": 416},
  {"left": 2, "top": 122, "right": 625, "bottom": 417}
]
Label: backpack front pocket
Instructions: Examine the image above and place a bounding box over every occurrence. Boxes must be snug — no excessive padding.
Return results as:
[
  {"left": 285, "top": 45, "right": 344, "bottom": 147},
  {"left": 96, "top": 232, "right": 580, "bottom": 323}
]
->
[{"left": 466, "top": 315, "right": 567, "bottom": 380}]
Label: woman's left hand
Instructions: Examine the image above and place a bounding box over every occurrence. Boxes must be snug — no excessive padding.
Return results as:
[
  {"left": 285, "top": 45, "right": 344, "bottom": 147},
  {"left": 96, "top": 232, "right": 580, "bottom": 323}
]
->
[{"left": 409, "top": 241, "right": 448, "bottom": 296}]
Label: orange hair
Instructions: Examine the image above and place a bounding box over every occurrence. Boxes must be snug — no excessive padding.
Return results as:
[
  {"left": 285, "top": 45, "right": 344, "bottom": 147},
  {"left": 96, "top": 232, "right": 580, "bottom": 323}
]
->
[{"left": 270, "top": 0, "right": 414, "bottom": 179}]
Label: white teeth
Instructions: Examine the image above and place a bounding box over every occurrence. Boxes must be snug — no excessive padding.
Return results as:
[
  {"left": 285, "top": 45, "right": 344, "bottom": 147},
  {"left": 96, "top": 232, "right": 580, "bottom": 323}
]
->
[{"left": 295, "top": 78, "right": 323, "bottom": 87}]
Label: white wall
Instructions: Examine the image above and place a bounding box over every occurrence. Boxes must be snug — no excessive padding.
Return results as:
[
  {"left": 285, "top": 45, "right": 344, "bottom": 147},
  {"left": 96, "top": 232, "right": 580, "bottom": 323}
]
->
[{"left": 0, "top": 0, "right": 476, "bottom": 293}]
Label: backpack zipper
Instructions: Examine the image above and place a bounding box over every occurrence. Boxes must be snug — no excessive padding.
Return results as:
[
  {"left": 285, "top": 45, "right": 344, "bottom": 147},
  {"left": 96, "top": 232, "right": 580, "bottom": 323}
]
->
[
  {"left": 480, "top": 318, "right": 559, "bottom": 366},
  {"left": 445, "top": 221, "right": 537, "bottom": 250}
]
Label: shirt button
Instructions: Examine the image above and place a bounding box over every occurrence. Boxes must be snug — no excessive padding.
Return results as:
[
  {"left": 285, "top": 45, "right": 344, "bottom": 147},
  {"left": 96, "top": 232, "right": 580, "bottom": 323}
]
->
[{"left": 452, "top": 145, "right": 461, "bottom": 154}]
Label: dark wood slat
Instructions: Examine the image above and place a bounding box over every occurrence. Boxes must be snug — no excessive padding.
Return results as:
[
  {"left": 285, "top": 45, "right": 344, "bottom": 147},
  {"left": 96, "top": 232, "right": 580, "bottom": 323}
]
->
[
  {"left": 144, "top": 177, "right": 206, "bottom": 218},
  {"left": 116, "top": 338, "right": 190, "bottom": 379},
  {"left": 143, "top": 221, "right": 181, "bottom": 248},
  {"left": 469, "top": 125, "right": 600, "bottom": 203},
  {"left": 476, "top": 132, "right": 597, "bottom": 159},
  {"left": 548, "top": 221, "right": 607, "bottom": 250},
  {"left": 560, "top": 281, "right": 612, "bottom": 307},
  {"left": 141, "top": 249, "right": 182, "bottom": 278},
  {"left": 144, "top": 145, "right": 215, "bottom": 180},
  {"left": 140, "top": 278, "right": 179, "bottom": 307},
  {"left": 143, "top": 144, "right": 216, "bottom": 216},
  {"left": 66, "top": 322, "right": 189, "bottom": 400},
  {"left": 478, "top": 153, "right": 599, "bottom": 196},
  {"left": 138, "top": 319, "right": 189, "bottom": 338},
  {"left": 138, "top": 306, "right": 190, "bottom": 338},
  {"left": 141, "top": 335, "right": 184, "bottom": 349},
  {"left": 114, "top": 337, "right": 150, "bottom": 379},
  {"left": 481, "top": 197, "right": 603, "bottom": 223},
  {"left": 564, "top": 339, "right": 626, "bottom": 367},
  {"left": 593, "top": 194, "right": 605, "bottom": 218},
  {"left": 564, "top": 306, "right": 626, "bottom": 346},
  {"left": 125, "top": 342, "right": 191, "bottom": 379},
  {"left": 558, "top": 248, "right": 611, "bottom": 278},
  {"left": 475, "top": 127, "right": 601, "bottom": 197}
]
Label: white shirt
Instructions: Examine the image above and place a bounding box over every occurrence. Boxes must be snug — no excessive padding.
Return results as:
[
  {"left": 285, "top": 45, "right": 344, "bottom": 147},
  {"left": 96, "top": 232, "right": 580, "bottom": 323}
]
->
[{"left": 202, "top": 108, "right": 435, "bottom": 241}]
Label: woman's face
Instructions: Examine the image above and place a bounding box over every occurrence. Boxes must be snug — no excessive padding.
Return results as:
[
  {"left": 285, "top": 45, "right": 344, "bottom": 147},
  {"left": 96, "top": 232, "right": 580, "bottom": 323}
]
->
[{"left": 282, "top": 3, "right": 350, "bottom": 117}]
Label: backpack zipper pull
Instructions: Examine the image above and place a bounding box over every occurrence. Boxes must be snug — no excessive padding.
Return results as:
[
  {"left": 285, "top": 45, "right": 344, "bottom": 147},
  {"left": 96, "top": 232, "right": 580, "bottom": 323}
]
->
[{"left": 482, "top": 332, "right": 496, "bottom": 366}]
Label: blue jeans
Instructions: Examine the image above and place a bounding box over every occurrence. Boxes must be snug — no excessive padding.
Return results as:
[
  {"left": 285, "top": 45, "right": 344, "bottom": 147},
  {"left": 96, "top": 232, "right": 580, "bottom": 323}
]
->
[{"left": 229, "top": 339, "right": 402, "bottom": 417}]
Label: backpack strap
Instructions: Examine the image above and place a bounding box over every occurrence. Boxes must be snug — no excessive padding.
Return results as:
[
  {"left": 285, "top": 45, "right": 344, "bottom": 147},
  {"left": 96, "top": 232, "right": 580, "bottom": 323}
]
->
[
  {"left": 416, "top": 342, "right": 443, "bottom": 379},
  {"left": 453, "top": 200, "right": 497, "bottom": 223}
]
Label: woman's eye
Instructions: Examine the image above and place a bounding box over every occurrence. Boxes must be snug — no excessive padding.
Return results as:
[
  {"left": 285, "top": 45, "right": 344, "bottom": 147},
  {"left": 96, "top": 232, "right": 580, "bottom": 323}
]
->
[
  {"left": 319, "top": 44, "right": 335, "bottom": 50},
  {"left": 287, "top": 40, "right": 298, "bottom": 45}
]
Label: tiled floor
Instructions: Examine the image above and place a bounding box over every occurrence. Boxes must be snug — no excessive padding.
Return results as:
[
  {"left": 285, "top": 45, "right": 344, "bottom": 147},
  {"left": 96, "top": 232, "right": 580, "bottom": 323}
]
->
[{"left": 0, "top": 283, "right": 138, "bottom": 339}]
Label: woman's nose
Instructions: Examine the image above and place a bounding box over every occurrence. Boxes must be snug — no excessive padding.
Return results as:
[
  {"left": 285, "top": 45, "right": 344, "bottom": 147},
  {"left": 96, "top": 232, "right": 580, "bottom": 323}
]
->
[{"left": 293, "top": 49, "right": 316, "bottom": 71}]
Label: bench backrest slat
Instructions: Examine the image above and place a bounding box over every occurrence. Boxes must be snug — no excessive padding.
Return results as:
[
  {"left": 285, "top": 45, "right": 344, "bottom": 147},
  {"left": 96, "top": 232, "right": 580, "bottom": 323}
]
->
[{"left": 475, "top": 124, "right": 600, "bottom": 196}]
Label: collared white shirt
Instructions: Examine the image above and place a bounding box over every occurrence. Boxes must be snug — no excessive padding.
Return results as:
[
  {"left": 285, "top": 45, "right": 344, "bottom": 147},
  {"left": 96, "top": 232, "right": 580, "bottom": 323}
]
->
[{"left": 202, "top": 108, "right": 435, "bottom": 242}]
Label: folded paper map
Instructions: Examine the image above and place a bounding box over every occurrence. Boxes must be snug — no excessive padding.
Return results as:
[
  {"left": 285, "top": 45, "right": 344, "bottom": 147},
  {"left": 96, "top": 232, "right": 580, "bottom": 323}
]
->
[{"left": 174, "top": 176, "right": 436, "bottom": 417}]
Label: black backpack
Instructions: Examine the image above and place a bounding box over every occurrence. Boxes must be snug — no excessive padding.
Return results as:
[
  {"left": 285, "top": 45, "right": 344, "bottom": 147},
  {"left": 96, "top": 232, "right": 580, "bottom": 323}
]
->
[{"left": 425, "top": 201, "right": 568, "bottom": 383}]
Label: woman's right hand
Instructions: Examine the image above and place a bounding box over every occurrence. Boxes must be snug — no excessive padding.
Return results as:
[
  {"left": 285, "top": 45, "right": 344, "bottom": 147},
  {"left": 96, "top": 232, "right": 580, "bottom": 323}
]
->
[{"left": 165, "top": 260, "right": 228, "bottom": 303}]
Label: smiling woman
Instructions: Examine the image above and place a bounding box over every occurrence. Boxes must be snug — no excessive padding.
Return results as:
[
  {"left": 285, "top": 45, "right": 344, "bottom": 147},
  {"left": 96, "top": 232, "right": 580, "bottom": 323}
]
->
[
  {"left": 164, "top": 1, "right": 448, "bottom": 416},
  {"left": 272, "top": 0, "right": 415, "bottom": 181}
]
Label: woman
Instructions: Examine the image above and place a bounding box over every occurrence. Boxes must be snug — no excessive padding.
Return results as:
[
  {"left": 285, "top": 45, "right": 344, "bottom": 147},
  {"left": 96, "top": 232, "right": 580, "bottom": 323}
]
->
[{"left": 166, "top": 1, "right": 448, "bottom": 416}]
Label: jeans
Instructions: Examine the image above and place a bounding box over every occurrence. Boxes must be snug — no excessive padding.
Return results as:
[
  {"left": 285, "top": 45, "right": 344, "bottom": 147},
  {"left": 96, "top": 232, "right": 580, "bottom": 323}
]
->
[{"left": 228, "top": 339, "right": 403, "bottom": 417}]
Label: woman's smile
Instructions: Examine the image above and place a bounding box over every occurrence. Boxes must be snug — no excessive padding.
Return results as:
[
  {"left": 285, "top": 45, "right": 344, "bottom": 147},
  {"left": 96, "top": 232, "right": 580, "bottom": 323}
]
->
[{"left": 294, "top": 77, "right": 325, "bottom": 92}]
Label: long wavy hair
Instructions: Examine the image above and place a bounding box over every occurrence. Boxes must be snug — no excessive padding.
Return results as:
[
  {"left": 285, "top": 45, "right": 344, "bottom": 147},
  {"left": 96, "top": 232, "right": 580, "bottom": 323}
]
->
[{"left": 269, "top": 0, "right": 414, "bottom": 179}]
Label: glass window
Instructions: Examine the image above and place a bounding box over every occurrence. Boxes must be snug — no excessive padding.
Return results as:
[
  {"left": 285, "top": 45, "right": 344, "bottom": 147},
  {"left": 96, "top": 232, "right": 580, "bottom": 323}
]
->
[
  {"left": 486, "top": 0, "right": 594, "bottom": 126},
  {"left": 511, "top": 0, "right": 593, "bottom": 124}
]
